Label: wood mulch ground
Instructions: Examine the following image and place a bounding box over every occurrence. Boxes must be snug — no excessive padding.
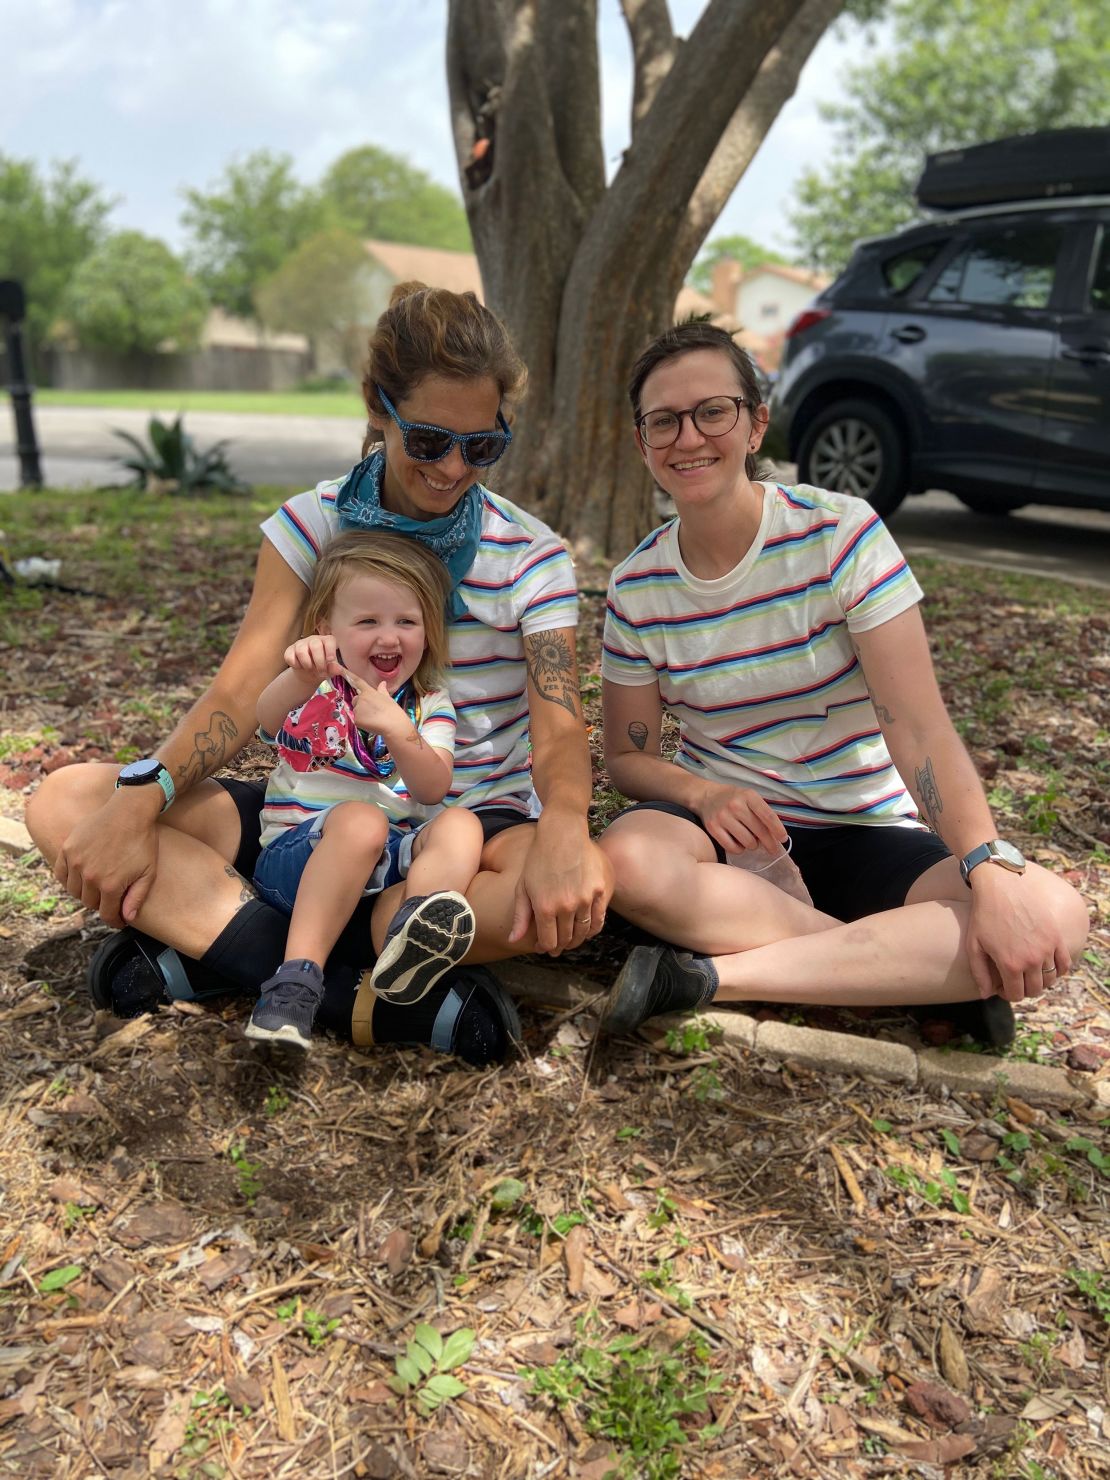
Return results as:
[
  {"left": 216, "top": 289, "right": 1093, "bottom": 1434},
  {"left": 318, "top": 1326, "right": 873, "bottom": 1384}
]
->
[{"left": 0, "top": 489, "right": 1107, "bottom": 1478}]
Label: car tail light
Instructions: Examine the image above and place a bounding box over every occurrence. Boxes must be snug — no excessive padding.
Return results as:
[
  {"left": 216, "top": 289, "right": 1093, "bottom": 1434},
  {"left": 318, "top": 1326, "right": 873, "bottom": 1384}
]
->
[{"left": 784, "top": 308, "right": 831, "bottom": 340}]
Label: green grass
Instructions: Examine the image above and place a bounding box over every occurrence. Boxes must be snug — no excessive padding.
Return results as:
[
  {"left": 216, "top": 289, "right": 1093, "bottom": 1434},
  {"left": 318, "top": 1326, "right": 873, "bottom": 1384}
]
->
[{"left": 32, "top": 388, "right": 366, "bottom": 419}]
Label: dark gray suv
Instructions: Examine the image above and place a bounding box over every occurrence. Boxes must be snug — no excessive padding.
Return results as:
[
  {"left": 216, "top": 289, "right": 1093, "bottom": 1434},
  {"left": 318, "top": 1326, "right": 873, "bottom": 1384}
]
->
[{"left": 769, "top": 197, "right": 1110, "bottom": 518}]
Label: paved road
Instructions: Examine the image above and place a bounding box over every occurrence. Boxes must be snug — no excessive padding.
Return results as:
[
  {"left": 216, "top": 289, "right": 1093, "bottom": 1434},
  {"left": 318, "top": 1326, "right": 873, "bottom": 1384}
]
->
[{"left": 3, "top": 405, "right": 1109, "bottom": 587}]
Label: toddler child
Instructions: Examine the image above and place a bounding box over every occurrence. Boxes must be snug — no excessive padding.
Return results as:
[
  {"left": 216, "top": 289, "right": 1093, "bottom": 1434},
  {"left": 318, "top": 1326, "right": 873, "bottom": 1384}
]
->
[{"left": 245, "top": 530, "right": 483, "bottom": 1049}]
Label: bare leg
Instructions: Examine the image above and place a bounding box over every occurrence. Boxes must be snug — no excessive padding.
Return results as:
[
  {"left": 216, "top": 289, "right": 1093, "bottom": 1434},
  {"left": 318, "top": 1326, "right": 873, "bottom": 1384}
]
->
[
  {"left": 284, "top": 803, "right": 389, "bottom": 966},
  {"left": 403, "top": 808, "right": 485, "bottom": 899},
  {"left": 370, "top": 822, "right": 540, "bottom": 960},
  {"left": 27, "top": 762, "right": 258, "bottom": 955},
  {"left": 599, "top": 810, "right": 840, "bottom": 952},
  {"left": 601, "top": 812, "right": 1089, "bottom": 1006}
]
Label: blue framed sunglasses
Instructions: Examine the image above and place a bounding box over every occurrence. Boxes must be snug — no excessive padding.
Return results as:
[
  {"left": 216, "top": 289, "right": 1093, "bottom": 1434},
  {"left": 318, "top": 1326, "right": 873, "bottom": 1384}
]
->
[{"left": 376, "top": 385, "right": 513, "bottom": 468}]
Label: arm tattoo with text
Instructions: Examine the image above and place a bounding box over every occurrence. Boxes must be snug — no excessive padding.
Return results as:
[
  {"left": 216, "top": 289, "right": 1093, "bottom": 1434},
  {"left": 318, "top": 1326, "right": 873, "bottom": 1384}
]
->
[
  {"left": 524, "top": 630, "right": 579, "bottom": 717},
  {"left": 628, "top": 721, "right": 648, "bottom": 751},
  {"left": 914, "top": 755, "right": 943, "bottom": 830},
  {"left": 176, "top": 710, "right": 239, "bottom": 787}
]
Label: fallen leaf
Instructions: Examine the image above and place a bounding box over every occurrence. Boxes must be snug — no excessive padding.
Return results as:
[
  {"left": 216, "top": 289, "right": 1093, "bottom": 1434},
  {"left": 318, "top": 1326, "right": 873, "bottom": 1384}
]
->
[
  {"left": 938, "top": 1321, "right": 970, "bottom": 1392},
  {"left": 613, "top": 1299, "right": 663, "bottom": 1330},
  {"left": 378, "top": 1227, "right": 413, "bottom": 1277},
  {"left": 564, "top": 1224, "right": 586, "bottom": 1295},
  {"left": 894, "top": 1434, "right": 977, "bottom": 1465},
  {"left": 348, "top": 1381, "right": 395, "bottom": 1405},
  {"left": 225, "top": 1374, "right": 264, "bottom": 1411},
  {"left": 1020, "top": 1391, "right": 1072, "bottom": 1422},
  {"left": 147, "top": 1399, "right": 188, "bottom": 1472},
  {"left": 961, "top": 1266, "right": 1007, "bottom": 1334}
]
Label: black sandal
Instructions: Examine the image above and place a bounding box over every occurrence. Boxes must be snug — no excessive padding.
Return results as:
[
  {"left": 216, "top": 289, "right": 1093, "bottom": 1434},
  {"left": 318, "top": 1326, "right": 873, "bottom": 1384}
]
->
[
  {"left": 87, "top": 928, "right": 233, "bottom": 1018},
  {"left": 351, "top": 964, "right": 523, "bottom": 1067}
]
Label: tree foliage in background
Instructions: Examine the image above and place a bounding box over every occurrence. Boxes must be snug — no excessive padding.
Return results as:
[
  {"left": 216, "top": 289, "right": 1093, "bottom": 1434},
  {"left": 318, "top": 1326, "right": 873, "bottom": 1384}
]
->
[
  {"left": 447, "top": 0, "right": 848, "bottom": 557},
  {"left": 320, "top": 146, "right": 471, "bottom": 251},
  {"left": 254, "top": 228, "right": 370, "bottom": 372},
  {"left": 790, "top": 0, "right": 1110, "bottom": 273},
  {"left": 687, "top": 233, "right": 791, "bottom": 295},
  {"left": 181, "top": 150, "right": 326, "bottom": 319},
  {"left": 0, "top": 154, "right": 114, "bottom": 366},
  {"left": 61, "top": 231, "right": 208, "bottom": 355}
]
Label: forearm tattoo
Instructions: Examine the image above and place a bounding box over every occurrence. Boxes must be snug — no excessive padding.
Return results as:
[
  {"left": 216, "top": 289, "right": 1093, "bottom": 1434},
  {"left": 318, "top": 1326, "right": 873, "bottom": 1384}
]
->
[
  {"left": 914, "top": 755, "right": 943, "bottom": 829},
  {"left": 524, "top": 630, "right": 579, "bottom": 717},
  {"left": 225, "top": 863, "right": 257, "bottom": 907},
  {"left": 176, "top": 710, "right": 239, "bottom": 788},
  {"left": 628, "top": 721, "right": 648, "bottom": 751}
]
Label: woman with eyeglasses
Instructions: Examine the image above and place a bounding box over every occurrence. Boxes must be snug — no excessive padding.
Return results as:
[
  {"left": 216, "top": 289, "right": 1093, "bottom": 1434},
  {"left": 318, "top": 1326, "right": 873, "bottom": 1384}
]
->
[
  {"left": 596, "top": 321, "right": 1087, "bottom": 1043},
  {"left": 28, "top": 282, "right": 612, "bottom": 1065}
]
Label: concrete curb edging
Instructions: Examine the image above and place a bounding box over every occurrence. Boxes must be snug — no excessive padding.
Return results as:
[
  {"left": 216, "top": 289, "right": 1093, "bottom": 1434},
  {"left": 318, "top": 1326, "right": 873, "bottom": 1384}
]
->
[
  {"left": 495, "top": 962, "right": 1108, "bottom": 1111},
  {"left": 0, "top": 815, "right": 33, "bottom": 856}
]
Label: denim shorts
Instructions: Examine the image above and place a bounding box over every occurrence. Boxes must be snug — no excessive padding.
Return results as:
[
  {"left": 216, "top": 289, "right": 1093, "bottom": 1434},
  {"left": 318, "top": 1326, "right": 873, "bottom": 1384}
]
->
[{"left": 253, "top": 812, "right": 419, "bottom": 917}]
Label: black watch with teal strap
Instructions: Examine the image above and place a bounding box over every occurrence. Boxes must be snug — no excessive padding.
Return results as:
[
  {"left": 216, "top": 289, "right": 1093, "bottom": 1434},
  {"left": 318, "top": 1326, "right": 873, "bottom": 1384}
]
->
[
  {"left": 115, "top": 757, "right": 175, "bottom": 813},
  {"left": 958, "top": 838, "right": 1026, "bottom": 886}
]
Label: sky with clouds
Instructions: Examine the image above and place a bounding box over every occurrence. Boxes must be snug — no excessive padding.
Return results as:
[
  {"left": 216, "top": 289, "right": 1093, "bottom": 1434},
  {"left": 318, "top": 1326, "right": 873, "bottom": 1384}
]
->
[{"left": 4, "top": 1, "right": 866, "bottom": 262}]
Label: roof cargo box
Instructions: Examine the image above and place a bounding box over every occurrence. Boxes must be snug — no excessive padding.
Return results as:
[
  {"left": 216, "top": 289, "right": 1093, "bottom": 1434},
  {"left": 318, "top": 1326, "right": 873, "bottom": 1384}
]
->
[{"left": 916, "top": 128, "right": 1110, "bottom": 211}]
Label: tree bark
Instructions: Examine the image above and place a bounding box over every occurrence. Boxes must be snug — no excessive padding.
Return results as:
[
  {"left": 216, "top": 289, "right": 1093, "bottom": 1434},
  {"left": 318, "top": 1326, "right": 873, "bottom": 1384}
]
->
[{"left": 446, "top": 0, "right": 845, "bottom": 558}]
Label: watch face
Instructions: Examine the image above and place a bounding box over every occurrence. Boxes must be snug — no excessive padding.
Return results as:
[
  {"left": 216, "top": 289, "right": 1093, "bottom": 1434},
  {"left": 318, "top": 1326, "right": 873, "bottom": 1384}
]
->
[
  {"left": 121, "top": 758, "right": 161, "bottom": 781},
  {"left": 994, "top": 840, "right": 1025, "bottom": 868}
]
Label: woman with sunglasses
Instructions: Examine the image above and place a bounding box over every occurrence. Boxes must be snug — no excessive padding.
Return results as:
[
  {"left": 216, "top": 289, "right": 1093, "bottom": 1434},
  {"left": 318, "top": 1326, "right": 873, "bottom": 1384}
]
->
[
  {"left": 28, "top": 282, "right": 612, "bottom": 1065},
  {"left": 597, "top": 321, "right": 1087, "bottom": 1042}
]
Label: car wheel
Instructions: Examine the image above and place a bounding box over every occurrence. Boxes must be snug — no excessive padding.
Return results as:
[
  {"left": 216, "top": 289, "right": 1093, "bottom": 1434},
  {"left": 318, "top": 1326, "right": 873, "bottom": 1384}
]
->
[{"left": 796, "top": 399, "right": 908, "bottom": 518}]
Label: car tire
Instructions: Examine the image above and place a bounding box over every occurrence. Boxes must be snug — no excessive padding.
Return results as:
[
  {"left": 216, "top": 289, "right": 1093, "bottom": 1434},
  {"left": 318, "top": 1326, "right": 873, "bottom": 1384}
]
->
[
  {"left": 796, "top": 399, "right": 908, "bottom": 518},
  {"left": 956, "top": 493, "right": 1024, "bottom": 516}
]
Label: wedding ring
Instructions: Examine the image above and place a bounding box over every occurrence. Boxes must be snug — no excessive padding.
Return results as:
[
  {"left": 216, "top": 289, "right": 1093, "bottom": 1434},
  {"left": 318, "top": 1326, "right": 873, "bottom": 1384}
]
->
[
  {"left": 1042, "top": 966, "right": 1058, "bottom": 977},
  {"left": 578, "top": 915, "right": 592, "bottom": 925}
]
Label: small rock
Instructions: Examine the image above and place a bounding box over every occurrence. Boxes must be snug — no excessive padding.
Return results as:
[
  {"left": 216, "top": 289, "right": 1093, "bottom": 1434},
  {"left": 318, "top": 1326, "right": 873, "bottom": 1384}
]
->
[
  {"left": 905, "top": 1379, "right": 973, "bottom": 1429},
  {"left": 1066, "top": 1044, "right": 1107, "bottom": 1073}
]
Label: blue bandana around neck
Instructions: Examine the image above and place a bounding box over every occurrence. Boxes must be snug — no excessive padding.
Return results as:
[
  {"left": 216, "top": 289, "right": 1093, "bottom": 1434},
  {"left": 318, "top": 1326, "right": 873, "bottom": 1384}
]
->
[{"left": 334, "top": 449, "right": 481, "bottom": 620}]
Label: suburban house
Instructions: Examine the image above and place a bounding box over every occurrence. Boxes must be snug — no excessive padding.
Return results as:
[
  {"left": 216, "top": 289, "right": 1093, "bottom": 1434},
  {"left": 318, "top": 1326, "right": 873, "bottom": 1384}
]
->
[{"left": 707, "top": 260, "right": 830, "bottom": 372}]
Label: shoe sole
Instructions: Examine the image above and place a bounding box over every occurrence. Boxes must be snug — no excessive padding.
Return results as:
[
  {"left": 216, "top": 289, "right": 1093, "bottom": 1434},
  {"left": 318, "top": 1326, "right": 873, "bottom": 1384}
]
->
[
  {"left": 599, "top": 944, "right": 664, "bottom": 1037},
  {"left": 244, "top": 1019, "right": 313, "bottom": 1051},
  {"left": 371, "top": 891, "right": 476, "bottom": 1005},
  {"left": 87, "top": 928, "right": 165, "bottom": 1016}
]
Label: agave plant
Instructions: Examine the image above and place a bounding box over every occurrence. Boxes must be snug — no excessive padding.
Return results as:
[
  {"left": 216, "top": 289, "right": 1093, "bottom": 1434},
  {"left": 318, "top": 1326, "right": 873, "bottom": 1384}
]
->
[{"left": 114, "top": 415, "right": 249, "bottom": 494}]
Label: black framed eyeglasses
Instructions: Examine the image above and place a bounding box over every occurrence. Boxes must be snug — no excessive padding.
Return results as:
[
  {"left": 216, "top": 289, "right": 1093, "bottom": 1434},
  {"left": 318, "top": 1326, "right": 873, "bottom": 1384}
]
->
[
  {"left": 377, "top": 385, "right": 513, "bottom": 468},
  {"left": 637, "top": 395, "right": 747, "bottom": 449}
]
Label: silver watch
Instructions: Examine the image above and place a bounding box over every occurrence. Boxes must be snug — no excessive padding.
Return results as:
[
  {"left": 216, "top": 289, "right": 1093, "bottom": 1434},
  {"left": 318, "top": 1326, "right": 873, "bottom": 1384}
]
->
[{"left": 959, "top": 838, "right": 1026, "bottom": 886}]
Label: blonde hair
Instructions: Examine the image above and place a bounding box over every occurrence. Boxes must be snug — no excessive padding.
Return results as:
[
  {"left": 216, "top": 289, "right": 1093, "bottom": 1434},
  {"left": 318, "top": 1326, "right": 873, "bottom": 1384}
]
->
[
  {"left": 360, "top": 280, "right": 526, "bottom": 455},
  {"left": 303, "top": 530, "right": 452, "bottom": 697}
]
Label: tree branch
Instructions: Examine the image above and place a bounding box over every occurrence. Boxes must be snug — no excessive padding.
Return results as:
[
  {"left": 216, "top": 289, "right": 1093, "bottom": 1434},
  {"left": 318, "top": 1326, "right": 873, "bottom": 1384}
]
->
[
  {"left": 619, "top": 0, "right": 678, "bottom": 133},
  {"left": 677, "top": 0, "right": 846, "bottom": 262}
]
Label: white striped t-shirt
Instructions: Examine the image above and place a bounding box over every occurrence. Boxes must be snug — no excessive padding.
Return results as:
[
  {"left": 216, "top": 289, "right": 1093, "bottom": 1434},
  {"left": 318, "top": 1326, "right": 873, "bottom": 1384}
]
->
[
  {"left": 601, "top": 484, "right": 924, "bottom": 829},
  {"left": 261, "top": 479, "right": 579, "bottom": 815},
  {"left": 259, "top": 683, "right": 456, "bottom": 848}
]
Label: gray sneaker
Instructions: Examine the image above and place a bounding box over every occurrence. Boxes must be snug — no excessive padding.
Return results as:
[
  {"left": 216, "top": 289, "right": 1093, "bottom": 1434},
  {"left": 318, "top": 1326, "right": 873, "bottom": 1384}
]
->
[
  {"left": 599, "top": 944, "right": 719, "bottom": 1036},
  {"left": 246, "top": 963, "right": 324, "bottom": 1050},
  {"left": 370, "top": 891, "right": 476, "bottom": 1006}
]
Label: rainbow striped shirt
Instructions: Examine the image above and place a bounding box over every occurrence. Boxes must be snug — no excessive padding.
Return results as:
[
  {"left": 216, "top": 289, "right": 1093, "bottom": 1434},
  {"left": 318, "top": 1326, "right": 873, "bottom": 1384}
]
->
[
  {"left": 262, "top": 479, "right": 579, "bottom": 815},
  {"left": 601, "top": 484, "right": 924, "bottom": 829}
]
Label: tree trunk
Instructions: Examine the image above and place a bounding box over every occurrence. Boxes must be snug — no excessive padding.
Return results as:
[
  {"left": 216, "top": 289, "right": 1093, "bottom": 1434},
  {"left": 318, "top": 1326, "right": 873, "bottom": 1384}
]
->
[{"left": 447, "top": 0, "right": 844, "bottom": 558}]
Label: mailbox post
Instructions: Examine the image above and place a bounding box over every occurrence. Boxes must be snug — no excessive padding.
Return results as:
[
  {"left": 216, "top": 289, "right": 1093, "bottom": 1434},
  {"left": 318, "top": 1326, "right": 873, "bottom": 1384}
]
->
[{"left": 1, "top": 280, "right": 44, "bottom": 488}]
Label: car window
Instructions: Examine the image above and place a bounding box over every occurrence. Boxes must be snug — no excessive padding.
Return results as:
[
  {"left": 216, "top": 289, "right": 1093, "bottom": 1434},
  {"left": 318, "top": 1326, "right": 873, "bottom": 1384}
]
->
[
  {"left": 1089, "top": 231, "right": 1110, "bottom": 312},
  {"left": 881, "top": 241, "right": 945, "bottom": 295},
  {"left": 927, "top": 226, "right": 1063, "bottom": 310}
]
